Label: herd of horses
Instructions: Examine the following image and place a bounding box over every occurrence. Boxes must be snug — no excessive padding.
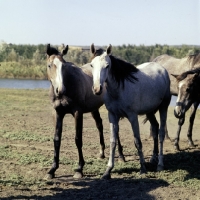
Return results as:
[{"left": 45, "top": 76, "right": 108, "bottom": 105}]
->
[{"left": 45, "top": 43, "right": 200, "bottom": 180}]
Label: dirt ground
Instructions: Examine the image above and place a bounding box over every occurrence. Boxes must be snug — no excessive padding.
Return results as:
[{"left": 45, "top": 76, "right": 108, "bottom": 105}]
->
[{"left": 0, "top": 89, "right": 200, "bottom": 200}]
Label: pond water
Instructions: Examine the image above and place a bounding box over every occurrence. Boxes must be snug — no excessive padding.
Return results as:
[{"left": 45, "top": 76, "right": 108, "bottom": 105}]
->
[
  {"left": 0, "top": 78, "right": 177, "bottom": 106},
  {"left": 0, "top": 78, "right": 50, "bottom": 89}
]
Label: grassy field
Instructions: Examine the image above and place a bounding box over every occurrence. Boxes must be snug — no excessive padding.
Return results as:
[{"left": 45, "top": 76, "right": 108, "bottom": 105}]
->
[{"left": 0, "top": 88, "right": 200, "bottom": 199}]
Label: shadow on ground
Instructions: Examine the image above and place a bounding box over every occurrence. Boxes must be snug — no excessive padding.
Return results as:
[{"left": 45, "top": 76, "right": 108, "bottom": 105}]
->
[{"left": 1, "top": 177, "right": 168, "bottom": 200}]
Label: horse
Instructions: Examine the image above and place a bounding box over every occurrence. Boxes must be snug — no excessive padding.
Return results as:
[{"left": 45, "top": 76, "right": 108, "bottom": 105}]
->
[
  {"left": 90, "top": 44, "right": 171, "bottom": 179},
  {"left": 153, "top": 53, "right": 200, "bottom": 150},
  {"left": 45, "top": 44, "right": 125, "bottom": 179},
  {"left": 172, "top": 68, "right": 200, "bottom": 147}
]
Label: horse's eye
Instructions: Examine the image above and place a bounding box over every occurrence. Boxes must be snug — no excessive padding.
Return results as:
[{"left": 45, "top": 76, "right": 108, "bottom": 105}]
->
[
  {"left": 90, "top": 64, "right": 93, "bottom": 68},
  {"left": 186, "top": 87, "right": 190, "bottom": 92}
]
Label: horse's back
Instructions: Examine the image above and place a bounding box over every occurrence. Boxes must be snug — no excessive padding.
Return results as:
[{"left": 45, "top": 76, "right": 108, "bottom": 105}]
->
[
  {"left": 153, "top": 54, "right": 189, "bottom": 95},
  {"left": 112, "top": 62, "right": 170, "bottom": 115},
  {"left": 133, "top": 62, "right": 170, "bottom": 114}
]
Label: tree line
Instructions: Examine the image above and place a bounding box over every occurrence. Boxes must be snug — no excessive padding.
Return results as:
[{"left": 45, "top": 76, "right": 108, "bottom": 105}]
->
[{"left": 0, "top": 41, "right": 199, "bottom": 79}]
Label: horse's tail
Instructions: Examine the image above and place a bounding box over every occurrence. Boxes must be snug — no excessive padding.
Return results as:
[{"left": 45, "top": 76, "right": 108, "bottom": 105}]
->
[
  {"left": 142, "top": 117, "right": 148, "bottom": 124},
  {"left": 142, "top": 107, "right": 160, "bottom": 124}
]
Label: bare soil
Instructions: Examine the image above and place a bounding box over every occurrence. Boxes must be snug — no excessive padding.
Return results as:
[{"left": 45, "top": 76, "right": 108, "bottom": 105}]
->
[{"left": 0, "top": 89, "right": 200, "bottom": 200}]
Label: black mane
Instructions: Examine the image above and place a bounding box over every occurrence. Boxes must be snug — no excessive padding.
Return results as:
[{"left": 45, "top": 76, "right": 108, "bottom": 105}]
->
[
  {"left": 91, "top": 48, "right": 104, "bottom": 61},
  {"left": 109, "top": 55, "right": 138, "bottom": 87},
  {"left": 176, "top": 67, "right": 200, "bottom": 82}
]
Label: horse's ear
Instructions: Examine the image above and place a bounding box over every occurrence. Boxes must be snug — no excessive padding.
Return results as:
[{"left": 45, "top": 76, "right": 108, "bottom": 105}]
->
[
  {"left": 46, "top": 43, "right": 59, "bottom": 56},
  {"left": 90, "top": 43, "right": 95, "bottom": 54},
  {"left": 106, "top": 44, "right": 112, "bottom": 55},
  {"left": 62, "top": 45, "right": 68, "bottom": 56},
  {"left": 171, "top": 74, "right": 178, "bottom": 79},
  {"left": 46, "top": 44, "right": 51, "bottom": 56}
]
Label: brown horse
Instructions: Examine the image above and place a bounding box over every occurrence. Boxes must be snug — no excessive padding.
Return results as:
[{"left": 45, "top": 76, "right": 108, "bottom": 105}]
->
[
  {"left": 153, "top": 53, "right": 200, "bottom": 150},
  {"left": 172, "top": 68, "right": 200, "bottom": 148},
  {"left": 45, "top": 44, "right": 124, "bottom": 179}
]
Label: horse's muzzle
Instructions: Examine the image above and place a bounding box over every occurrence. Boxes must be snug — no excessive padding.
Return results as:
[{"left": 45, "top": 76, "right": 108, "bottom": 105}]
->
[
  {"left": 92, "top": 85, "right": 102, "bottom": 95},
  {"left": 174, "top": 106, "right": 184, "bottom": 118},
  {"left": 55, "top": 86, "right": 65, "bottom": 97}
]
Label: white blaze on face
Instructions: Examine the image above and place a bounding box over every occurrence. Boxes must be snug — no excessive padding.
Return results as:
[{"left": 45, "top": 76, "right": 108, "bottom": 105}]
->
[
  {"left": 53, "top": 57, "right": 64, "bottom": 95},
  {"left": 175, "top": 81, "right": 186, "bottom": 116},
  {"left": 91, "top": 52, "right": 111, "bottom": 93}
]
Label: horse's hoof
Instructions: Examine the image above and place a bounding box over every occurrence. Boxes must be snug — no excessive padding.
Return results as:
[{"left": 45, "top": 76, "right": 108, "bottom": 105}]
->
[
  {"left": 157, "top": 165, "right": 164, "bottom": 172},
  {"left": 118, "top": 155, "right": 125, "bottom": 162},
  {"left": 140, "top": 165, "right": 147, "bottom": 174},
  {"left": 44, "top": 173, "right": 55, "bottom": 180},
  {"left": 73, "top": 171, "right": 83, "bottom": 179},
  {"left": 99, "top": 154, "right": 105, "bottom": 159},
  {"left": 188, "top": 142, "right": 196, "bottom": 148},
  {"left": 174, "top": 145, "right": 180, "bottom": 151},
  {"left": 101, "top": 173, "right": 111, "bottom": 180},
  {"left": 149, "top": 156, "right": 158, "bottom": 165}
]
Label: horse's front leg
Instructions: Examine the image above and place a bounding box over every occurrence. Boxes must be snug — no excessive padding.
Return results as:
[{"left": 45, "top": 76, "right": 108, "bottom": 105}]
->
[
  {"left": 102, "top": 112, "right": 119, "bottom": 180},
  {"left": 91, "top": 110, "right": 105, "bottom": 159},
  {"left": 73, "top": 110, "right": 85, "bottom": 179},
  {"left": 174, "top": 116, "right": 185, "bottom": 151},
  {"left": 47, "top": 111, "right": 64, "bottom": 179},
  {"left": 187, "top": 102, "right": 199, "bottom": 148}
]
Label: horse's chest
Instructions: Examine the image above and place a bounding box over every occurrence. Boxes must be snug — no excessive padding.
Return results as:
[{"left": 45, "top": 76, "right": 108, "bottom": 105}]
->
[
  {"left": 105, "top": 96, "right": 128, "bottom": 117},
  {"left": 52, "top": 97, "right": 72, "bottom": 111}
]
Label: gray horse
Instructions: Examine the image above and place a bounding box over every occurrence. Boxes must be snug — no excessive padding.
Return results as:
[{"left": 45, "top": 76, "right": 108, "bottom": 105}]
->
[
  {"left": 153, "top": 53, "right": 200, "bottom": 150},
  {"left": 45, "top": 44, "right": 124, "bottom": 179},
  {"left": 90, "top": 44, "right": 171, "bottom": 179}
]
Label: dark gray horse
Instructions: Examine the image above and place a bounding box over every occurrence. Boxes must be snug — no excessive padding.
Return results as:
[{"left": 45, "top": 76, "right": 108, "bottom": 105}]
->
[
  {"left": 153, "top": 53, "right": 200, "bottom": 150},
  {"left": 172, "top": 68, "right": 200, "bottom": 148},
  {"left": 90, "top": 44, "right": 171, "bottom": 179}
]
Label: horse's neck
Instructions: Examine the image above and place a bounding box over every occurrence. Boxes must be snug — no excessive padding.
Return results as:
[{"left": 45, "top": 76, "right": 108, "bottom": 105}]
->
[
  {"left": 106, "top": 75, "right": 122, "bottom": 98},
  {"left": 63, "top": 64, "right": 81, "bottom": 83}
]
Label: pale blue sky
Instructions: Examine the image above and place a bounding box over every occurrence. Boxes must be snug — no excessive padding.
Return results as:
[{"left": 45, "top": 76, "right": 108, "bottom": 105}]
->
[{"left": 0, "top": 0, "right": 199, "bottom": 46}]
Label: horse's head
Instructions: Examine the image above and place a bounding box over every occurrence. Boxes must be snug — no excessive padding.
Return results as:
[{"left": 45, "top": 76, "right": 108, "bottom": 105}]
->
[
  {"left": 90, "top": 44, "right": 112, "bottom": 95},
  {"left": 46, "top": 44, "right": 68, "bottom": 97},
  {"left": 172, "top": 73, "right": 199, "bottom": 118}
]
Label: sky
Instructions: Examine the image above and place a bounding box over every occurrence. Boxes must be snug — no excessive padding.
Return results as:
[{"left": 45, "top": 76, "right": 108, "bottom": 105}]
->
[{"left": 0, "top": 0, "right": 200, "bottom": 46}]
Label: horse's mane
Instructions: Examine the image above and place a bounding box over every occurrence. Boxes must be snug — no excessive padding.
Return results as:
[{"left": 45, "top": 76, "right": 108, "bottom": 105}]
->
[
  {"left": 187, "top": 52, "right": 200, "bottom": 67},
  {"left": 109, "top": 55, "right": 138, "bottom": 87},
  {"left": 176, "top": 67, "right": 200, "bottom": 82},
  {"left": 90, "top": 48, "right": 104, "bottom": 60}
]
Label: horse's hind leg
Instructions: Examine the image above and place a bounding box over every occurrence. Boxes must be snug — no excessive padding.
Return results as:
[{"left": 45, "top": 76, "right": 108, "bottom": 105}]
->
[
  {"left": 187, "top": 102, "right": 199, "bottom": 148},
  {"left": 128, "top": 114, "right": 146, "bottom": 174},
  {"left": 91, "top": 110, "right": 105, "bottom": 159},
  {"left": 157, "top": 97, "right": 170, "bottom": 171},
  {"left": 146, "top": 113, "right": 159, "bottom": 166},
  {"left": 73, "top": 110, "right": 85, "bottom": 179}
]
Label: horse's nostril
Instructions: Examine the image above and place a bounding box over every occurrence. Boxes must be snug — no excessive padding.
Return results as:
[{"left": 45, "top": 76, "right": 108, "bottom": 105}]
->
[{"left": 56, "top": 88, "right": 58, "bottom": 94}]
